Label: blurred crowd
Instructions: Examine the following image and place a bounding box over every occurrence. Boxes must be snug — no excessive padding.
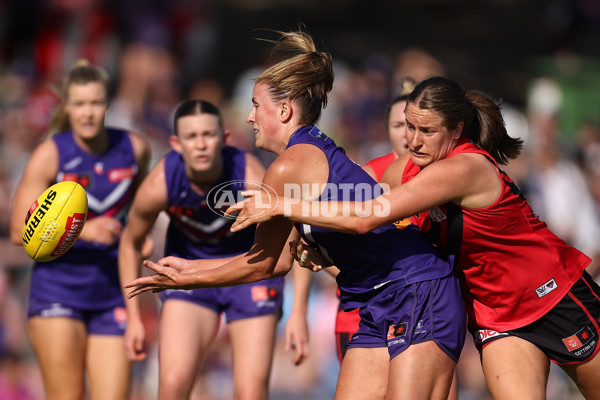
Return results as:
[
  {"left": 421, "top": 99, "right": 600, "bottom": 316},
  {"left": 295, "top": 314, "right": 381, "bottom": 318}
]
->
[{"left": 0, "top": 1, "right": 599, "bottom": 399}]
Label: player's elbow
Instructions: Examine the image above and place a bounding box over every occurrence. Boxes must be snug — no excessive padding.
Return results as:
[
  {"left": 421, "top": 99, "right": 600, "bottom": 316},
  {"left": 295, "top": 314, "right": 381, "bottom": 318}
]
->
[
  {"left": 10, "top": 231, "right": 22, "bottom": 246},
  {"left": 273, "top": 258, "right": 294, "bottom": 276},
  {"left": 351, "top": 218, "right": 374, "bottom": 235},
  {"left": 253, "top": 258, "right": 286, "bottom": 281},
  {"left": 9, "top": 223, "right": 23, "bottom": 246}
]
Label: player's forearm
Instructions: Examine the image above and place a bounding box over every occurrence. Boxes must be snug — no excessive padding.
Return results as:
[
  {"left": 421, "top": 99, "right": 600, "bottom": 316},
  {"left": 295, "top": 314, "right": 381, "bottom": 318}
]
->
[
  {"left": 186, "top": 256, "right": 281, "bottom": 288},
  {"left": 282, "top": 199, "right": 382, "bottom": 234}
]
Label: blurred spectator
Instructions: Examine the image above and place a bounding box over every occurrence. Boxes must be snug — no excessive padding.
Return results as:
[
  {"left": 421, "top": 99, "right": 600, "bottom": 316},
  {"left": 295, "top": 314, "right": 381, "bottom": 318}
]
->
[
  {"left": 392, "top": 47, "right": 446, "bottom": 89},
  {"left": 524, "top": 77, "right": 600, "bottom": 275}
]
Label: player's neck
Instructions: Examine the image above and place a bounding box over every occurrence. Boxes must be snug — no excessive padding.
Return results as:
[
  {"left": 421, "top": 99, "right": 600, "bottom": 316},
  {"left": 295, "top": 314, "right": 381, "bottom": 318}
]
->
[{"left": 188, "top": 163, "right": 223, "bottom": 195}]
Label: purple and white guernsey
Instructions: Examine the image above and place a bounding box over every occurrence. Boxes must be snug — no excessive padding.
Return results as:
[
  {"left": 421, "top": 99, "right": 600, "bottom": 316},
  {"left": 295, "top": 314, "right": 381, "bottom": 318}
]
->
[
  {"left": 163, "top": 147, "right": 256, "bottom": 259},
  {"left": 30, "top": 128, "right": 139, "bottom": 309},
  {"left": 161, "top": 147, "right": 284, "bottom": 315},
  {"left": 288, "top": 125, "right": 455, "bottom": 310}
]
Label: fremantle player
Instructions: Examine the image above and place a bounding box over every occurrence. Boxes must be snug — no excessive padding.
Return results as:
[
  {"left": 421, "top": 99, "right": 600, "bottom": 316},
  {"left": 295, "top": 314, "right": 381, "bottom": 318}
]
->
[{"left": 10, "top": 60, "right": 151, "bottom": 400}]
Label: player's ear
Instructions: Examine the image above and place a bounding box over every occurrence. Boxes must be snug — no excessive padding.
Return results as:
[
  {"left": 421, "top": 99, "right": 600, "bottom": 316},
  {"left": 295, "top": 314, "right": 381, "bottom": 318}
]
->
[
  {"left": 453, "top": 121, "right": 464, "bottom": 140},
  {"left": 222, "top": 129, "right": 231, "bottom": 146},
  {"left": 169, "top": 134, "right": 182, "bottom": 153},
  {"left": 279, "top": 101, "right": 292, "bottom": 123}
]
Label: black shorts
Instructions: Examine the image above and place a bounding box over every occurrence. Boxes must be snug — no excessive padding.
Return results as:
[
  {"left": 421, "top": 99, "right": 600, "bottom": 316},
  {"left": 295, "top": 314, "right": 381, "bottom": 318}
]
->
[{"left": 471, "top": 270, "right": 600, "bottom": 365}]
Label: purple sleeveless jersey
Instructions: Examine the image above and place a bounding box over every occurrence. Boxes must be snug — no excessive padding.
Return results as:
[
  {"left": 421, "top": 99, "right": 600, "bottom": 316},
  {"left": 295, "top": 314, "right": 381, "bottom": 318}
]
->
[
  {"left": 288, "top": 126, "right": 455, "bottom": 310},
  {"left": 160, "top": 148, "right": 283, "bottom": 319},
  {"left": 29, "top": 128, "right": 138, "bottom": 310}
]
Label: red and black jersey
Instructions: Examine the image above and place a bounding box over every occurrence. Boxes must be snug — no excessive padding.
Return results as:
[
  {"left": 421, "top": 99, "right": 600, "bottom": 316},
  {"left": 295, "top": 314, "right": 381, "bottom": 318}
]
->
[
  {"left": 363, "top": 152, "right": 396, "bottom": 182},
  {"left": 402, "top": 137, "right": 591, "bottom": 331}
]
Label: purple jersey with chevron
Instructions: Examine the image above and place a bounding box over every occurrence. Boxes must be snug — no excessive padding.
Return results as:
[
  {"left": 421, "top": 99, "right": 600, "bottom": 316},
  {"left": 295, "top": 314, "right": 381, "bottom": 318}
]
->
[
  {"left": 29, "top": 128, "right": 139, "bottom": 309},
  {"left": 289, "top": 125, "right": 455, "bottom": 310},
  {"left": 161, "top": 148, "right": 284, "bottom": 312},
  {"left": 163, "top": 147, "right": 257, "bottom": 258}
]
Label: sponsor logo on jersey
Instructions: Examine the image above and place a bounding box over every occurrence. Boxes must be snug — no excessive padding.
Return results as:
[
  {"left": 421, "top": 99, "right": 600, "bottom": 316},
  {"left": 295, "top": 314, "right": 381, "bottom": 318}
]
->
[
  {"left": 562, "top": 325, "right": 595, "bottom": 355},
  {"left": 108, "top": 166, "right": 136, "bottom": 182},
  {"left": 60, "top": 173, "right": 91, "bottom": 188},
  {"left": 428, "top": 206, "right": 447, "bottom": 222},
  {"left": 387, "top": 322, "right": 408, "bottom": 339},
  {"left": 535, "top": 278, "right": 558, "bottom": 298}
]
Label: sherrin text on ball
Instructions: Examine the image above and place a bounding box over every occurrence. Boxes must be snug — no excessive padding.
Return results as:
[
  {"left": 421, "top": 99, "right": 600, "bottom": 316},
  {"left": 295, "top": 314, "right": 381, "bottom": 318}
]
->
[{"left": 23, "top": 181, "right": 88, "bottom": 262}]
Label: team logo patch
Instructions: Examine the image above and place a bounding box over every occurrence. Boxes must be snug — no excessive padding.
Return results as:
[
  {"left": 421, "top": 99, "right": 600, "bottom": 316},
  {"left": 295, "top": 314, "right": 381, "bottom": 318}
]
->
[
  {"left": 387, "top": 322, "right": 408, "bottom": 339},
  {"left": 308, "top": 126, "right": 327, "bottom": 140},
  {"left": 562, "top": 325, "right": 595, "bottom": 352},
  {"left": 94, "top": 162, "right": 104, "bottom": 175},
  {"left": 428, "top": 207, "right": 447, "bottom": 222},
  {"left": 251, "top": 286, "right": 279, "bottom": 302},
  {"left": 535, "top": 278, "right": 558, "bottom": 298},
  {"left": 114, "top": 307, "right": 127, "bottom": 323}
]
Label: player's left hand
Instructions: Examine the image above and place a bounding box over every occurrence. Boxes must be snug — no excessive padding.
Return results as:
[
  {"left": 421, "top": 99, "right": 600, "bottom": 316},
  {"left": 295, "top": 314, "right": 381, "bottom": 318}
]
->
[
  {"left": 284, "top": 311, "right": 310, "bottom": 366},
  {"left": 290, "top": 237, "right": 332, "bottom": 272},
  {"left": 226, "top": 190, "right": 279, "bottom": 232}
]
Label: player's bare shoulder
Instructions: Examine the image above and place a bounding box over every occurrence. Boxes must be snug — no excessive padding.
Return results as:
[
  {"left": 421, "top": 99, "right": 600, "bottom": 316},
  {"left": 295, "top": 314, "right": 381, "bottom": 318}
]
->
[{"left": 271, "top": 143, "right": 328, "bottom": 185}]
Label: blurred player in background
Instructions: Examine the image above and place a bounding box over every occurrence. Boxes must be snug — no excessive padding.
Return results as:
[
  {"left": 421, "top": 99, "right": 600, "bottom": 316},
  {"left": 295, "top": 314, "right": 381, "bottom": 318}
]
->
[
  {"left": 119, "top": 99, "right": 307, "bottom": 400},
  {"left": 362, "top": 78, "right": 417, "bottom": 181},
  {"left": 9, "top": 59, "right": 151, "bottom": 400}
]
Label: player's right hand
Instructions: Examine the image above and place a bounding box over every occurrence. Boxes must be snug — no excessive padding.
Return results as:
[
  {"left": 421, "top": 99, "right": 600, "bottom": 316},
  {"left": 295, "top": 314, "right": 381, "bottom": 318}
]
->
[{"left": 80, "top": 216, "right": 122, "bottom": 245}]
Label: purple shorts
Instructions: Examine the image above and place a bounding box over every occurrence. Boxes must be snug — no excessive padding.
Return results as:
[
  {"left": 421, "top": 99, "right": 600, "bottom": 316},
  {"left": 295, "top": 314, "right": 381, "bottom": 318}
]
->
[
  {"left": 160, "top": 277, "right": 284, "bottom": 322},
  {"left": 27, "top": 294, "right": 127, "bottom": 336},
  {"left": 347, "top": 272, "right": 466, "bottom": 362}
]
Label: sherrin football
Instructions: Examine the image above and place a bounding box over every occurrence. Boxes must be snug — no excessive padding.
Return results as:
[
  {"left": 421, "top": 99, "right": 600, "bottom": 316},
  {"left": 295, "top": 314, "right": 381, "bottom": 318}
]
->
[{"left": 22, "top": 181, "right": 88, "bottom": 262}]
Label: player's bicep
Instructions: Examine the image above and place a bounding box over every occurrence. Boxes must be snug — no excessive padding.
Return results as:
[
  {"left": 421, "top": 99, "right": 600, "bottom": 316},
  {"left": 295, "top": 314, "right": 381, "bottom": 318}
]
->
[{"left": 126, "top": 163, "right": 168, "bottom": 240}]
